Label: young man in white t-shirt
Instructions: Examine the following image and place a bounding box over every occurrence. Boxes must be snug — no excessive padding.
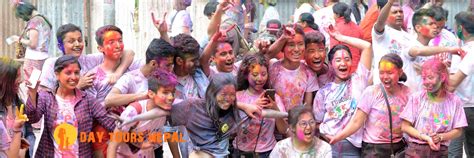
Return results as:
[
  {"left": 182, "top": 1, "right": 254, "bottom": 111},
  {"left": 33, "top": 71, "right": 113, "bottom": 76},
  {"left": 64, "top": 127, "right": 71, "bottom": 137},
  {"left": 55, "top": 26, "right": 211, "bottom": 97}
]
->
[
  {"left": 107, "top": 70, "right": 177, "bottom": 158},
  {"left": 448, "top": 11, "right": 474, "bottom": 158}
]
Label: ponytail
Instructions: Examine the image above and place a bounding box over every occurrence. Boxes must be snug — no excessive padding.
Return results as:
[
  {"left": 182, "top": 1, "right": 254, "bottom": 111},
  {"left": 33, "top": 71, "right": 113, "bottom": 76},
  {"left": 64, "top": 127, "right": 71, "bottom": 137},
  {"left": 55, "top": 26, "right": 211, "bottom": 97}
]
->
[{"left": 333, "top": 2, "right": 352, "bottom": 23}]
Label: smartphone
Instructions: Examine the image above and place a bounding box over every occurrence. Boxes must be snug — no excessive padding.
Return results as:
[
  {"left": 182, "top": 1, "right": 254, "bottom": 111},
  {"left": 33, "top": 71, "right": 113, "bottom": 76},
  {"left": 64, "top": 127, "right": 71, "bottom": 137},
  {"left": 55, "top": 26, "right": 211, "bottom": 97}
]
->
[
  {"left": 265, "top": 89, "right": 276, "bottom": 101},
  {"left": 28, "top": 69, "right": 42, "bottom": 88}
]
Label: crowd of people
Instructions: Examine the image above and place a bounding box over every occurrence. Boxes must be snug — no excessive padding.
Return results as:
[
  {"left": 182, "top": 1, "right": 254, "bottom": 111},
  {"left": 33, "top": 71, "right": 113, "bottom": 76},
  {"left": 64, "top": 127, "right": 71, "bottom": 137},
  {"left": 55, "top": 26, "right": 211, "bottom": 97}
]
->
[{"left": 1, "top": 0, "right": 474, "bottom": 157}]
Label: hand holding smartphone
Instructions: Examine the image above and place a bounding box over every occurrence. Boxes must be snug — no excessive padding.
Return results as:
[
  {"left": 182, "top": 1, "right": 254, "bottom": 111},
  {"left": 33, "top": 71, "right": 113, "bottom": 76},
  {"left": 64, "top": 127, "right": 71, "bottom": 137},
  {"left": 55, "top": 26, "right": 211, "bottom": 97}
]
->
[{"left": 265, "top": 89, "right": 275, "bottom": 101}]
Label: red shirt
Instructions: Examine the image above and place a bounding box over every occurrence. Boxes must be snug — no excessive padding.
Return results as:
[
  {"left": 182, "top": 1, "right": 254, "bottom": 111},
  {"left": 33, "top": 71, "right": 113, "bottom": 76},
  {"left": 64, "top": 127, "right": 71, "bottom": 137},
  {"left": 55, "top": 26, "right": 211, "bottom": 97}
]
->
[
  {"left": 359, "top": 5, "right": 379, "bottom": 43},
  {"left": 331, "top": 17, "right": 363, "bottom": 72}
]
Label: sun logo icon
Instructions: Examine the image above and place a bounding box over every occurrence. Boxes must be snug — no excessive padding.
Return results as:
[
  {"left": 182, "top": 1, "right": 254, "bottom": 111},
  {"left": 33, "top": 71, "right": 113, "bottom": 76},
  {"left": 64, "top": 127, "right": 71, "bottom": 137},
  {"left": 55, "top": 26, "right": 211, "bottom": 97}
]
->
[{"left": 53, "top": 123, "right": 78, "bottom": 151}]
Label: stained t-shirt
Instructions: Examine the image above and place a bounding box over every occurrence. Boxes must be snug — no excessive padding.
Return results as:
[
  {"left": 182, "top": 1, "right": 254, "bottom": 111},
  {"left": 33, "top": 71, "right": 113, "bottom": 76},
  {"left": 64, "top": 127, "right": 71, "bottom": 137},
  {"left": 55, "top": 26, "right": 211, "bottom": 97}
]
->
[
  {"left": 53, "top": 95, "right": 79, "bottom": 158},
  {"left": 24, "top": 16, "right": 52, "bottom": 60},
  {"left": 400, "top": 91, "right": 468, "bottom": 146},
  {"left": 313, "top": 63, "right": 370, "bottom": 147},
  {"left": 269, "top": 137, "right": 332, "bottom": 158},
  {"left": 357, "top": 84, "right": 411, "bottom": 143}
]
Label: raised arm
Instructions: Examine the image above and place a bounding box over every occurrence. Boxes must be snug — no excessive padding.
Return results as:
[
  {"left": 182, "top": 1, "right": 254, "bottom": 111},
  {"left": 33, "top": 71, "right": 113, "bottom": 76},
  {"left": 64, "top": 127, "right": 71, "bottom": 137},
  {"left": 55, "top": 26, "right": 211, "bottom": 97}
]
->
[
  {"left": 374, "top": 0, "right": 394, "bottom": 33},
  {"left": 152, "top": 12, "right": 171, "bottom": 44},
  {"left": 107, "top": 49, "right": 135, "bottom": 85},
  {"left": 328, "top": 26, "right": 372, "bottom": 69},
  {"left": 330, "top": 109, "right": 367, "bottom": 144},
  {"left": 104, "top": 88, "right": 148, "bottom": 108},
  {"left": 265, "top": 26, "right": 294, "bottom": 60},
  {"left": 200, "top": 24, "right": 235, "bottom": 76},
  {"left": 208, "top": 0, "right": 233, "bottom": 37}
]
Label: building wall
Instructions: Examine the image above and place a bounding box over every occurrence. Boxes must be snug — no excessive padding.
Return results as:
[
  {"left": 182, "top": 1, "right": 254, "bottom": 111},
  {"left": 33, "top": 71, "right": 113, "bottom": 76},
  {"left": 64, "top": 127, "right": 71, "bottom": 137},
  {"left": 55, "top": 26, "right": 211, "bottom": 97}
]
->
[{"left": 1, "top": 0, "right": 471, "bottom": 59}]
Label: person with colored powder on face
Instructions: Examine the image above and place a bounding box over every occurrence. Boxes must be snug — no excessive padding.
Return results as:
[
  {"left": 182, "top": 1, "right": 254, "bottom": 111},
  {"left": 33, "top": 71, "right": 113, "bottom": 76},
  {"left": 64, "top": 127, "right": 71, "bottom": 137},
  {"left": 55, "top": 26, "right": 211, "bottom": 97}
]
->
[
  {"left": 331, "top": 2, "right": 363, "bottom": 73},
  {"left": 400, "top": 58, "right": 467, "bottom": 157},
  {"left": 303, "top": 31, "right": 335, "bottom": 88},
  {"left": 329, "top": 53, "right": 411, "bottom": 157},
  {"left": 39, "top": 24, "right": 136, "bottom": 92},
  {"left": 270, "top": 106, "right": 332, "bottom": 157},
  {"left": 200, "top": 24, "right": 241, "bottom": 77},
  {"left": 262, "top": 24, "right": 319, "bottom": 111},
  {"left": 400, "top": 8, "right": 462, "bottom": 93},
  {"left": 448, "top": 11, "right": 474, "bottom": 158},
  {"left": 427, "top": 6, "right": 458, "bottom": 69},
  {"left": 83, "top": 25, "right": 143, "bottom": 158},
  {"left": 313, "top": 27, "right": 373, "bottom": 157},
  {"left": 25, "top": 55, "right": 117, "bottom": 157},
  {"left": 232, "top": 54, "right": 287, "bottom": 158},
  {"left": 107, "top": 69, "right": 177, "bottom": 158},
  {"left": 0, "top": 57, "right": 27, "bottom": 158},
  {"left": 152, "top": 13, "right": 210, "bottom": 157}
]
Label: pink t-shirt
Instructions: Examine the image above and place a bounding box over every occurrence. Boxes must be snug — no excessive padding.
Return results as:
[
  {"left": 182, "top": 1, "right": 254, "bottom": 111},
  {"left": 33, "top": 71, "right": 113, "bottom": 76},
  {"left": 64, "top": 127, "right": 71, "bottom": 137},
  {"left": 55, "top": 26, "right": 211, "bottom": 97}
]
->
[
  {"left": 269, "top": 60, "right": 319, "bottom": 110},
  {"left": 0, "top": 120, "right": 11, "bottom": 157},
  {"left": 53, "top": 95, "right": 79, "bottom": 157},
  {"left": 232, "top": 90, "right": 285, "bottom": 152},
  {"left": 357, "top": 84, "right": 411, "bottom": 144},
  {"left": 400, "top": 91, "right": 468, "bottom": 146},
  {"left": 313, "top": 63, "right": 370, "bottom": 148}
]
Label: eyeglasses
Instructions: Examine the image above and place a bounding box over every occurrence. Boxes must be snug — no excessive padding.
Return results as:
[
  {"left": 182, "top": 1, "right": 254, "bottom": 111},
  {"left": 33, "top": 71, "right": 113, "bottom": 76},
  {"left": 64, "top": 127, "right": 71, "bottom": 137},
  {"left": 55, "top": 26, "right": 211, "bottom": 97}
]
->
[{"left": 297, "top": 120, "right": 316, "bottom": 128}]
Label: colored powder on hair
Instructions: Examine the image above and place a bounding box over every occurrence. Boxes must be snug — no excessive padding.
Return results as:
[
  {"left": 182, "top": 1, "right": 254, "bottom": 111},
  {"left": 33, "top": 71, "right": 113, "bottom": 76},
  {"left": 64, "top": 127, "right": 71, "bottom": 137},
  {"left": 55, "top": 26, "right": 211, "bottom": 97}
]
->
[{"left": 380, "top": 60, "right": 396, "bottom": 71}]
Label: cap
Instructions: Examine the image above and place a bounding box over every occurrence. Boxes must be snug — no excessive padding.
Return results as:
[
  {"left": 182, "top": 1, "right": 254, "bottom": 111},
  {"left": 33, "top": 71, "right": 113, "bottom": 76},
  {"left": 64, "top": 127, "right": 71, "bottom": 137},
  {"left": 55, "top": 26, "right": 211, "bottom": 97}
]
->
[{"left": 266, "top": 19, "right": 282, "bottom": 32}]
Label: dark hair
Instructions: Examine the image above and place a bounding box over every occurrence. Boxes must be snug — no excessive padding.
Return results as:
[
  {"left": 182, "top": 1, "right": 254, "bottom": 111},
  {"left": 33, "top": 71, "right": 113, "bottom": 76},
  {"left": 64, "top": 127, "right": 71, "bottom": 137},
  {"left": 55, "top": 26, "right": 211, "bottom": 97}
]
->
[
  {"left": 205, "top": 73, "right": 240, "bottom": 131},
  {"left": 333, "top": 2, "right": 352, "bottom": 23},
  {"left": 172, "top": 34, "right": 200, "bottom": 61},
  {"left": 455, "top": 11, "right": 474, "bottom": 34},
  {"left": 430, "top": 6, "right": 448, "bottom": 21},
  {"left": 237, "top": 54, "right": 270, "bottom": 91},
  {"left": 95, "top": 25, "right": 123, "bottom": 46},
  {"left": 146, "top": 39, "right": 177, "bottom": 64},
  {"left": 328, "top": 44, "right": 352, "bottom": 62},
  {"left": 14, "top": 1, "right": 36, "bottom": 21},
  {"left": 304, "top": 31, "right": 326, "bottom": 46},
  {"left": 148, "top": 69, "right": 178, "bottom": 92},
  {"left": 0, "top": 57, "right": 21, "bottom": 107},
  {"left": 54, "top": 55, "right": 81, "bottom": 74},
  {"left": 412, "top": 8, "right": 436, "bottom": 29},
  {"left": 288, "top": 106, "right": 315, "bottom": 129},
  {"left": 379, "top": 53, "right": 407, "bottom": 82},
  {"left": 204, "top": 2, "right": 219, "bottom": 17},
  {"left": 56, "top": 24, "right": 82, "bottom": 53},
  {"left": 299, "top": 13, "right": 319, "bottom": 30}
]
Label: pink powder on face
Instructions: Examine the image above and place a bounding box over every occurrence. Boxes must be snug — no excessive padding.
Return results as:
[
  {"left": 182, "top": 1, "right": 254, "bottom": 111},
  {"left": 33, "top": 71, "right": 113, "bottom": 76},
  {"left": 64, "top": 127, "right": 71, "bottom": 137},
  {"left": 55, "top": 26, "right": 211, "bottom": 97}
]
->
[{"left": 296, "top": 128, "right": 305, "bottom": 141}]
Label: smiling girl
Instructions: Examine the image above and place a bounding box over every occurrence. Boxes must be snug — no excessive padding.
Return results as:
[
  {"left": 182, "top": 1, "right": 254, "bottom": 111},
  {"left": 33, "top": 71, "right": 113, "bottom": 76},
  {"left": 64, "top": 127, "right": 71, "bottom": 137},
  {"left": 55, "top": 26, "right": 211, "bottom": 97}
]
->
[{"left": 400, "top": 59, "right": 467, "bottom": 157}]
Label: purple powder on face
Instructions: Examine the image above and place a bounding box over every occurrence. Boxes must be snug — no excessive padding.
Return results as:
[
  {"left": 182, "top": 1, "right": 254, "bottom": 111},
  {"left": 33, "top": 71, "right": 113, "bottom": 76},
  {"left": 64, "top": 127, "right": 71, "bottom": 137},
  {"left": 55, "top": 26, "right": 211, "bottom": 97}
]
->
[{"left": 296, "top": 128, "right": 305, "bottom": 141}]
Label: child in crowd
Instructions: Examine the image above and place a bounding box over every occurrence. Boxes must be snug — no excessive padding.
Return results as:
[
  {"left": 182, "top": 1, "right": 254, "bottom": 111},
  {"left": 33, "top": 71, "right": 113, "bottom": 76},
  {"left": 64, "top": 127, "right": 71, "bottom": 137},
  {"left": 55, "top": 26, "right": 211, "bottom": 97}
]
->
[
  {"left": 270, "top": 106, "right": 332, "bottom": 157},
  {"left": 107, "top": 70, "right": 177, "bottom": 158},
  {"left": 232, "top": 54, "right": 287, "bottom": 158}
]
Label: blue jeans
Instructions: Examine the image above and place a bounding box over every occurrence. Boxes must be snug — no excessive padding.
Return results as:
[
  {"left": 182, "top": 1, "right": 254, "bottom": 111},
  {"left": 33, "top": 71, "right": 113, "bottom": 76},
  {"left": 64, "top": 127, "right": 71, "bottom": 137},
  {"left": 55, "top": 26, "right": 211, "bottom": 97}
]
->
[
  {"left": 449, "top": 107, "right": 474, "bottom": 158},
  {"left": 331, "top": 139, "right": 361, "bottom": 158},
  {"left": 24, "top": 123, "right": 35, "bottom": 158}
]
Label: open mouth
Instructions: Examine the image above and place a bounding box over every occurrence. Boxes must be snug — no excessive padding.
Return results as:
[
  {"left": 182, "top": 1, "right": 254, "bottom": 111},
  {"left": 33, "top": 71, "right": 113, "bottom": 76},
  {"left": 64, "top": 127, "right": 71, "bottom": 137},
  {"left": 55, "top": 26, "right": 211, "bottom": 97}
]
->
[{"left": 338, "top": 67, "right": 349, "bottom": 73}]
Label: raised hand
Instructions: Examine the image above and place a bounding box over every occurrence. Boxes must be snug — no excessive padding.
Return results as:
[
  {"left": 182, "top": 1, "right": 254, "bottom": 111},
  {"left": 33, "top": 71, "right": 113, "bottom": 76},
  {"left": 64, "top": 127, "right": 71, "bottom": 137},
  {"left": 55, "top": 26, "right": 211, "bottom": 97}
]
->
[
  {"left": 77, "top": 72, "right": 95, "bottom": 90},
  {"left": 16, "top": 104, "right": 28, "bottom": 122},
  {"left": 151, "top": 12, "right": 168, "bottom": 33},
  {"left": 211, "top": 24, "right": 236, "bottom": 42},
  {"left": 216, "top": 0, "right": 235, "bottom": 13},
  {"left": 325, "top": 24, "right": 341, "bottom": 39}
]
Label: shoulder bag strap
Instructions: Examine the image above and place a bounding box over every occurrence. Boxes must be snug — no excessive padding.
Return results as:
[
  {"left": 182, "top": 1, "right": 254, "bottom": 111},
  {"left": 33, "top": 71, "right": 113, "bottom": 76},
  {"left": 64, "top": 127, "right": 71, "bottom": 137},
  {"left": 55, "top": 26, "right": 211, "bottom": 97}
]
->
[{"left": 379, "top": 84, "right": 395, "bottom": 157}]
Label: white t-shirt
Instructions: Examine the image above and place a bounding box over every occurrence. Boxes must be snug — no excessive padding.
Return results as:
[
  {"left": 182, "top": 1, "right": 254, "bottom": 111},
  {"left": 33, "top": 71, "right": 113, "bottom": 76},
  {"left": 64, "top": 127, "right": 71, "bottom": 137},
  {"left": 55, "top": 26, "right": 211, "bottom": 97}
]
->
[
  {"left": 269, "top": 137, "right": 332, "bottom": 158},
  {"left": 401, "top": 39, "right": 426, "bottom": 93},
  {"left": 114, "top": 69, "right": 148, "bottom": 94},
  {"left": 209, "top": 60, "right": 241, "bottom": 77},
  {"left": 453, "top": 41, "right": 474, "bottom": 107},
  {"left": 116, "top": 100, "right": 167, "bottom": 158},
  {"left": 167, "top": 10, "right": 193, "bottom": 37},
  {"left": 0, "top": 120, "right": 10, "bottom": 158},
  {"left": 53, "top": 95, "right": 79, "bottom": 158},
  {"left": 371, "top": 25, "right": 415, "bottom": 85}
]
